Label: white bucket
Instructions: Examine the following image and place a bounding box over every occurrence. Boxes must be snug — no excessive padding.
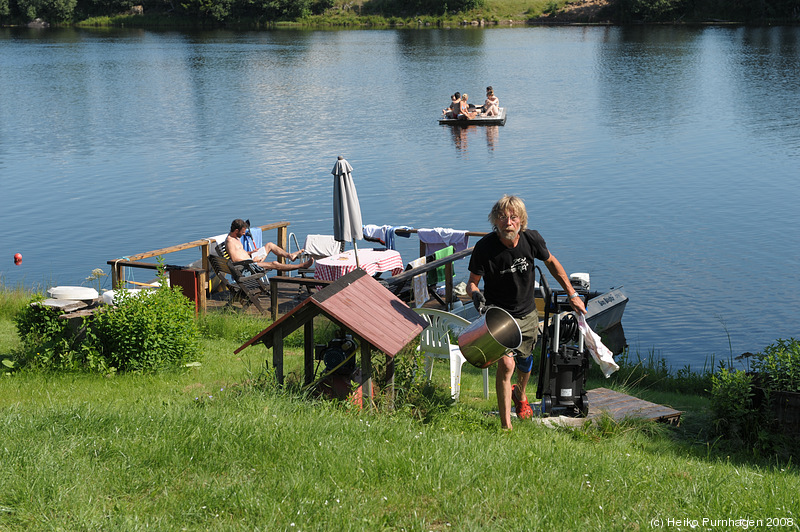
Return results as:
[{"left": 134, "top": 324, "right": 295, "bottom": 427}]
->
[{"left": 101, "top": 289, "right": 142, "bottom": 305}]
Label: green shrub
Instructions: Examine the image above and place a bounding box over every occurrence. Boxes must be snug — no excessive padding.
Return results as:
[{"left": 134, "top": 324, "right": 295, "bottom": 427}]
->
[
  {"left": 709, "top": 353, "right": 800, "bottom": 457},
  {"left": 750, "top": 338, "right": 800, "bottom": 393},
  {"left": 14, "top": 270, "right": 200, "bottom": 373},
  {"left": 14, "top": 295, "right": 81, "bottom": 369},
  {"left": 709, "top": 367, "right": 757, "bottom": 443},
  {"left": 86, "top": 276, "right": 200, "bottom": 372}
]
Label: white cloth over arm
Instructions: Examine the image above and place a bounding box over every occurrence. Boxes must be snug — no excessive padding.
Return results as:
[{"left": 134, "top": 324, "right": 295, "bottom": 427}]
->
[{"left": 577, "top": 315, "right": 619, "bottom": 378}]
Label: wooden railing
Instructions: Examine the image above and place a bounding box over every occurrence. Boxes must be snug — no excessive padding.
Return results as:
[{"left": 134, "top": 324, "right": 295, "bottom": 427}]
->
[
  {"left": 373, "top": 228, "right": 487, "bottom": 257},
  {"left": 107, "top": 223, "right": 486, "bottom": 315},
  {"left": 379, "top": 247, "right": 474, "bottom": 308},
  {"left": 107, "top": 221, "right": 291, "bottom": 293}
]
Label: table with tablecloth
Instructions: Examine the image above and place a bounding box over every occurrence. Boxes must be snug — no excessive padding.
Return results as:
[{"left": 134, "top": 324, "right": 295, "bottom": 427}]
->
[{"left": 314, "top": 248, "right": 403, "bottom": 282}]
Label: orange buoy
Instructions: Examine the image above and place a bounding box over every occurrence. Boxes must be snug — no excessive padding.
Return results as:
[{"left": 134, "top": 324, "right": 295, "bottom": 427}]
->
[{"left": 13, "top": 252, "right": 22, "bottom": 265}]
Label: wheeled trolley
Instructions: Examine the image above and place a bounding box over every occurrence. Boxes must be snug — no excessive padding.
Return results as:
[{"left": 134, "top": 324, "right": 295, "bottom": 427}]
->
[{"left": 535, "top": 268, "right": 590, "bottom": 417}]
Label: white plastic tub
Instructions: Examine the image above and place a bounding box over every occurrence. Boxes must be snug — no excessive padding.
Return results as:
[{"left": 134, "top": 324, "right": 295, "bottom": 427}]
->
[{"left": 47, "top": 286, "right": 99, "bottom": 300}]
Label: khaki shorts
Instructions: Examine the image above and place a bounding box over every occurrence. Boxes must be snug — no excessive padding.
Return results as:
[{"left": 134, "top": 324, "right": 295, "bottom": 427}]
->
[{"left": 503, "top": 308, "right": 540, "bottom": 358}]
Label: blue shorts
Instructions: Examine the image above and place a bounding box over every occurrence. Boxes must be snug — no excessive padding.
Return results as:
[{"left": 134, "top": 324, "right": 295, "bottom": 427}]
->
[{"left": 516, "top": 354, "right": 535, "bottom": 373}]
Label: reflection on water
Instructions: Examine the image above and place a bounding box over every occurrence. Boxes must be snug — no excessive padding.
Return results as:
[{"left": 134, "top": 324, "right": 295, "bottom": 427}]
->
[
  {"left": 446, "top": 125, "right": 501, "bottom": 153},
  {"left": 1, "top": 26, "right": 799, "bottom": 369}
]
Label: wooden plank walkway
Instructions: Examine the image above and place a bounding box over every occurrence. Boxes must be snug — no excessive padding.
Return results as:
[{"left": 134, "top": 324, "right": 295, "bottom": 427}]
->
[
  {"left": 529, "top": 387, "right": 682, "bottom": 428},
  {"left": 585, "top": 387, "right": 682, "bottom": 425}
]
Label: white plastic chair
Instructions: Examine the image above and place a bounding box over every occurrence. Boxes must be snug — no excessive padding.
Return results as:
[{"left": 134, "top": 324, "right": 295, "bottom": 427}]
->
[{"left": 414, "top": 308, "right": 490, "bottom": 401}]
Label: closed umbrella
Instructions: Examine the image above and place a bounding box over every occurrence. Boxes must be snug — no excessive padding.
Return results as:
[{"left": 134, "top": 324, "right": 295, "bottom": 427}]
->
[{"left": 332, "top": 155, "right": 363, "bottom": 268}]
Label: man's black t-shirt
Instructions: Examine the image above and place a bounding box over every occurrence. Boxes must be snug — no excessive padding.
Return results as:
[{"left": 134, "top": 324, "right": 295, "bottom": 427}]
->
[{"left": 468, "top": 229, "right": 550, "bottom": 318}]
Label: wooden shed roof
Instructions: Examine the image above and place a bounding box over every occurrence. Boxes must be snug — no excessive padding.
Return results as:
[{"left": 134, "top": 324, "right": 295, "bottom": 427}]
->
[{"left": 235, "top": 268, "right": 427, "bottom": 357}]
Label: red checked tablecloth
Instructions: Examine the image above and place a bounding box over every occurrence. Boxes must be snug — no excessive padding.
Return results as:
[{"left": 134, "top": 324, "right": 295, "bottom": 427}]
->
[{"left": 314, "top": 248, "right": 404, "bottom": 282}]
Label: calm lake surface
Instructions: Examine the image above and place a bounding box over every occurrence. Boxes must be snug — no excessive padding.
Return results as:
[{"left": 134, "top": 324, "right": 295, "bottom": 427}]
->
[{"left": 1, "top": 25, "right": 799, "bottom": 369}]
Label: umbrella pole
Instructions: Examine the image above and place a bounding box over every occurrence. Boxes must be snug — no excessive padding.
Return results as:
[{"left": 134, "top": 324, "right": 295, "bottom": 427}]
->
[{"left": 352, "top": 239, "right": 360, "bottom": 269}]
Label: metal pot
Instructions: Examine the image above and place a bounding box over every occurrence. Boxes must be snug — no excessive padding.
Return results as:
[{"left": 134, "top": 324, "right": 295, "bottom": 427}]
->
[{"left": 457, "top": 306, "right": 522, "bottom": 368}]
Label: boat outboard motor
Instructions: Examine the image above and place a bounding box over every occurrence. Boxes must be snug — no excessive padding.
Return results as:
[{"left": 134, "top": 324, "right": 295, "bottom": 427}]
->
[{"left": 535, "top": 266, "right": 591, "bottom": 417}]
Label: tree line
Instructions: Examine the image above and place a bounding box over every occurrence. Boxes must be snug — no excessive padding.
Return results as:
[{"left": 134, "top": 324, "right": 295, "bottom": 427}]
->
[
  {"left": 615, "top": 0, "right": 800, "bottom": 23},
  {"left": 1, "top": 0, "right": 798, "bottom": 30},
  {"left": 0, "top": 0, "right": 485, "bottom": 25}
]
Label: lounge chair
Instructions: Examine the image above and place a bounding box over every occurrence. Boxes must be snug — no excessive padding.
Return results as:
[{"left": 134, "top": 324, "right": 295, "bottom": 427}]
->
[{"left": 208, "top": 243, "right": 270, "bottom": 314}]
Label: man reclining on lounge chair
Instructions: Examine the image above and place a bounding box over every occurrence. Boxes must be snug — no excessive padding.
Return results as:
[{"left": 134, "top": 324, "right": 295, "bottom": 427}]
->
[{"left": 225, "top": 219, "right": 314, "bottom": 272}]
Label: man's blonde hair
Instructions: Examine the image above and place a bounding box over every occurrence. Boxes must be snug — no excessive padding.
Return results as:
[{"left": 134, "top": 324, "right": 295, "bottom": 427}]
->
[{"left": 489, "top": 195, "right": 528, "bottom": 232}]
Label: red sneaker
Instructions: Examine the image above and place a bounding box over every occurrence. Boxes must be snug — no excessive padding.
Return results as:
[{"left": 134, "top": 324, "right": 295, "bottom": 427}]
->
[{"left": 512, "top": 384, "right": 533, "bottom": 420}]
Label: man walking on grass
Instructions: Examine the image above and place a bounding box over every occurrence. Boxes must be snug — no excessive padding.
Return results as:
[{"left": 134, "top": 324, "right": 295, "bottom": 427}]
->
[{"left": 466, "top": 195, "right": 586, "bottom": 431}]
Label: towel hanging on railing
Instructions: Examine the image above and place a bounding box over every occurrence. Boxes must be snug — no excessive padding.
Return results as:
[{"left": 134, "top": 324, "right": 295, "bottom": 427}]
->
[{"left": 417, "top": 228, "right": 469, "bottom": 255}]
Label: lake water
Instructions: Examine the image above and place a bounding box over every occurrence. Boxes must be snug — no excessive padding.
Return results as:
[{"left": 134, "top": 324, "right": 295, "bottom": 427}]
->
[{"left": 1, "top": 25, "right": 799, "bottom": 370}]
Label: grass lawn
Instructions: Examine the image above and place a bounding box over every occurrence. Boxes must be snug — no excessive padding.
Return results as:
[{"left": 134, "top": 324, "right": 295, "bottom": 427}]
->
[{"left": 0, "top": 303, "right": 798, "bottom": 530}]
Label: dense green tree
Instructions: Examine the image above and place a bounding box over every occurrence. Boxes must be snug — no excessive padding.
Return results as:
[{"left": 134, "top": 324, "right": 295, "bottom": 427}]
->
[
  {"left": 615, "top": 0, "right": 691, "bottom": 22},
  {"left": 179, "top": 0, "right": 233, "bottom": 21},
  {"left": 16, "top": 0, "right": 77, "bottom": 20}
]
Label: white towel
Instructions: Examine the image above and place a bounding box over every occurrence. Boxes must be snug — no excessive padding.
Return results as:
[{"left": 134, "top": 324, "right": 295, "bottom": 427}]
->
[
  {"left": 577, "top": 315, "right": 619, "bottom": 378},
  {"left": 303, "top": 235, "right": 343, "bottom": 260},
  {"left": 408, "top": 257, "right": 429, "bottom": 307},
  {"left": 362, "top": 224, "right": 389, "bottom": 245},
  {"left": 417, "top": 227, "right": 469, "bottom": 254},
  {"left": 208, "top": 233, "right": 228, "bottom": 256}
]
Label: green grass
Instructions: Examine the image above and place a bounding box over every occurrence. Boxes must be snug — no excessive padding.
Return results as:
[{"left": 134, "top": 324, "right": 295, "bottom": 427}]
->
[{"left": 0, "top": 286, "right": 798, "bottom": 529}]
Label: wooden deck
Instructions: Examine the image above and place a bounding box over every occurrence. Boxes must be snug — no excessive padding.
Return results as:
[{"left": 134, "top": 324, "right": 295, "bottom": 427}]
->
[
  {"left": 206, "top": 277, "right": 317, "bottom": 317},
  {"left": 530, "top": 387, "right": 682, "bottom": 427}
]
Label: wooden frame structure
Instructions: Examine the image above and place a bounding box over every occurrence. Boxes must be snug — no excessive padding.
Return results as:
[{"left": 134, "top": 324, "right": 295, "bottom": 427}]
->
[{"left": 235, "top": 269, "right": 428, "bottom": 405}]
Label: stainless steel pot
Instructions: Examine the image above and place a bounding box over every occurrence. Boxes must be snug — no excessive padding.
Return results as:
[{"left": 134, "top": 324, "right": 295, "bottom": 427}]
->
[{"left": 457, "top": 306, "right": 522, "bottom": 368}]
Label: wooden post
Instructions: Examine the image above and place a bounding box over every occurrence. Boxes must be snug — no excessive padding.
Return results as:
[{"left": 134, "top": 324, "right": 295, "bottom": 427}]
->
[
  {"left": 200, "top": 241, "right": 210, "bottom": 294},
  {"left": 195, "top": 269, "right": 207, "bottom": 313},
  {"left": 271, "top": 284, "right": 279, "bottom": 322},
  {"left": 360, "top": 340, "right": 373, "bottom": 410},
  {"left": 111, "top": 261, "right": 125, "bottom": 288},
  {"left": 304, "top": 320, "right": 315, "bottom": 386},
  {"left": 384, "top": 354, "right": 395, "bottom": 410},
  {"left": 272, "top": 325, "right": 284, "bottom": 385},
  {"left": 445, "top": 261, "right": 454, "bottom": 310},
  {"left": 277, "top": 225, "right": 289, "bottom": 276}
]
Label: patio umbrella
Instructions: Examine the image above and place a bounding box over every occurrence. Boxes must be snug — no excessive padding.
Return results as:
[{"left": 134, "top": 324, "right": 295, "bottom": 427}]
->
[{"left": 332, "top": 155, "right": 363, "bottom": 268}]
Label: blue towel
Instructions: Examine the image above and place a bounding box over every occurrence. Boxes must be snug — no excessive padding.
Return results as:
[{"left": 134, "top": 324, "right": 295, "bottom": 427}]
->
[
  {"left": 386, "top": 225, "right": 413, "bottom": 251},
  {"left": 242, "top": 227, "right": 262, "bottom": 252}
]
